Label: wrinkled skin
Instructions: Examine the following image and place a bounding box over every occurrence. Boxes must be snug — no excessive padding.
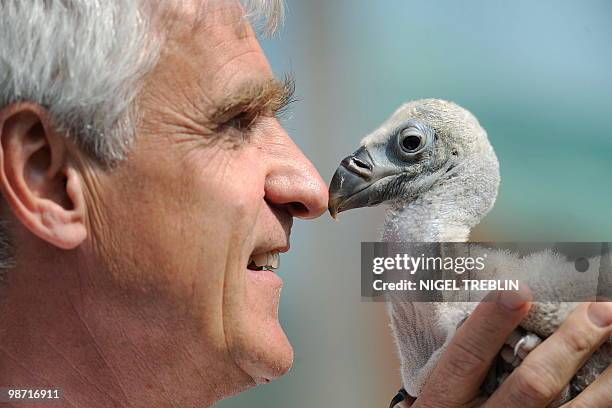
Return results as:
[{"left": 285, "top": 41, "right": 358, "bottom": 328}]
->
[{"left": 0, "top": 2, "right": 327, "bottom": 407}]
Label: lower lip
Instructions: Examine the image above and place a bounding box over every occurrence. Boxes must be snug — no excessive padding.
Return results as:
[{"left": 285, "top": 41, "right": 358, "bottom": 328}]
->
[{"left": 247, "top": 267, "right": 283, "bottom": 287}]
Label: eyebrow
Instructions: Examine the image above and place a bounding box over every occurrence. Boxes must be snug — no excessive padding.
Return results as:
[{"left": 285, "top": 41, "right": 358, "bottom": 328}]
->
[{"left": 208, "top": 74, "right": 296, "bottom": 125}]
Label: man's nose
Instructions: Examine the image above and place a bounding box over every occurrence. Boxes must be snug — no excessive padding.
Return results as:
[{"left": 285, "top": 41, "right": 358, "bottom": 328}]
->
[{"left": 264, "top": 141, "right": 328, "bottom": 220}]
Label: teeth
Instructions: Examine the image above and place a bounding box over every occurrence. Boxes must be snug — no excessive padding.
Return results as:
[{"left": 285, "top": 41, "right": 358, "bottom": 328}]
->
[
  {"left": 252, "top": 253, "right": 269, "bottom": 267},
  {"left": 270, "top": 252, "right": 279, "bottom": 268},
  {"left": 249, "top": 250, "right": 280, "bottom": 270}
]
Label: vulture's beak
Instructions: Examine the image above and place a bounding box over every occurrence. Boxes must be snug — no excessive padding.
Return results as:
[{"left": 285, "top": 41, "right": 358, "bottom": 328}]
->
[{"left": 328, "top": 146, "right": 384, "bottom": 218}]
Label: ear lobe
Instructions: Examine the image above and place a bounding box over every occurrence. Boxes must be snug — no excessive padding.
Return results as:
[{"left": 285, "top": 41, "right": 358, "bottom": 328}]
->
[{"left": 0, "top": 103, "right": 87, "bottom": 250}]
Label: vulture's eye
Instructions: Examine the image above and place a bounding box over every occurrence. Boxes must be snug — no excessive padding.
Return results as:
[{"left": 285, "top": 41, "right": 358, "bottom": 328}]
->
[{"left": 398, "top": 128, "right": 426, "bottom": 154}]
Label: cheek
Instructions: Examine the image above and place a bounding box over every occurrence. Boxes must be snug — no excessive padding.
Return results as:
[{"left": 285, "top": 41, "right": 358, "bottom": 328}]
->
[
  {"left": 200, "top": 157, "right": 266, "bottom": 257},
  {"left": 184, "top": 148, "right": 268, "bottom": 292},
  {"left": 197, "top": 146, "right": 263, "bottom": 210},
  {"left": 90, "top": 146, "right": 267, "bottom": 313}
]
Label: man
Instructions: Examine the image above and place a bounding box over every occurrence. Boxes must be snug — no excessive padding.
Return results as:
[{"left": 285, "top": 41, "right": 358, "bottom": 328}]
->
[
  {"left": 0, "top": 1, "right": 609, "bottom": 407},
  {"left": 0, "top": 2, "right": 324, "bottom": 406}
]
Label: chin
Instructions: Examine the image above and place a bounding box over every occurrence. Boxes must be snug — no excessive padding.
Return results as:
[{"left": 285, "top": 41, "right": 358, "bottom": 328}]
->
[
  {"left": 226, "top": 269, "right": 294, "bottom": 384},
  {"left": 233, "top": 317, "right": 294, "bottom": 384}
]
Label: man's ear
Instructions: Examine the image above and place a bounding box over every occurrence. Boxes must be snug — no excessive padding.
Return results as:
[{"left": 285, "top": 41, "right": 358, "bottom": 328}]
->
[{"left": 0, "top": 103, "right": 87, "bottom": 250}]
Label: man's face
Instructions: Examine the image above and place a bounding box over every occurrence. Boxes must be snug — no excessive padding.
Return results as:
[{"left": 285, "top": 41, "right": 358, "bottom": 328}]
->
[{"left": 80, "top": 2, "right": 327, "bottom": 386}]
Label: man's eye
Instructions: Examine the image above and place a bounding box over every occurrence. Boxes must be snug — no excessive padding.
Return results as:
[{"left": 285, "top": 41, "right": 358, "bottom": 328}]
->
[{"left": 226, "top": 111, "right": 258, "bottom": 131}]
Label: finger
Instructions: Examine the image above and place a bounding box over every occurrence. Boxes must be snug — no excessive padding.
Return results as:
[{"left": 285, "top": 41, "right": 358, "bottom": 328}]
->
[
  {"left": 416, "top": 286, "right": 532, "bottom": 407},
  {"left": 559, "top": 364, "right": 612, "bottom": 408},
  {"left": 486, "top": 302, "right": 612, "bottom": 408}
]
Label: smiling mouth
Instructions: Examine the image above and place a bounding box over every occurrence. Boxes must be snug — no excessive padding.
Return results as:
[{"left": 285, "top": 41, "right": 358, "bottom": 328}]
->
[{"left": 247, "top": 250, "right": 280, "bottom": 271}]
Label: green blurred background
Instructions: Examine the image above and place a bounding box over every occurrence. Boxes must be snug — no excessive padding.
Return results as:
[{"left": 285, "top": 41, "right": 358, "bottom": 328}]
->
[{"left": 216, "top": 1, "right": 612, "bottom": 406}]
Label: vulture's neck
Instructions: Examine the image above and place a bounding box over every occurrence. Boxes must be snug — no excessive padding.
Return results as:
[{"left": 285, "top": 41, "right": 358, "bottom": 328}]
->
[
  {"left": 382, "top": 194, "right": 472, "bottom": 242},
  {"left": 381, "top": 158, "right": 498, "bottom": 243}
]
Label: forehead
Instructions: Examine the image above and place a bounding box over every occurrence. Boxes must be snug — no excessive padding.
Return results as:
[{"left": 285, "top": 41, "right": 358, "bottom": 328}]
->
[
  {"left": 149, "top": 0, "right": 273, "bottom": 103},
  {"left": 160, "top": 1, "right": 253, "bottom": 37}
]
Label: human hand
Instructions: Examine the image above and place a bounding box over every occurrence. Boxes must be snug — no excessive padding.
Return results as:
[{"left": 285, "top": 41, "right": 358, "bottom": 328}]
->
[{"left": 393, "top": 293, "right": 612, "bottom": 408}]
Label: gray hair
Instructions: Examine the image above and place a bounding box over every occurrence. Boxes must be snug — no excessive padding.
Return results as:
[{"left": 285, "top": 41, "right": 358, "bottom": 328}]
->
[
  {"left": 0, "top": 0, "right": 284, "bottom": 162},
  {"left": 0, "top": 0, "right": 284, "bottom": 271}
]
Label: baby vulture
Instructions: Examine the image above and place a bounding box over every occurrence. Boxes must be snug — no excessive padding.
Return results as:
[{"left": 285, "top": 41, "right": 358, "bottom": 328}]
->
[{"left": 328, "top": 99, "right": 610, "bottom": 406}]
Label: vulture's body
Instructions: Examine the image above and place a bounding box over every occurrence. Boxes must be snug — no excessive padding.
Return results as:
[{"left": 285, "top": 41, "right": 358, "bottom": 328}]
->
[{"left": 328, "top": 99, "right": 610, "bottom": 406}]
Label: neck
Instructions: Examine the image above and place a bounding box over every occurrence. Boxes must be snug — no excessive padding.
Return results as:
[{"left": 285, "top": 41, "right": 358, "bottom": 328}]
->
[
  {"left": 382, "top": 157, "right": 499, "bottom": 242},
  {"left": 382, "top": 195, "right": 472, "bottom": 242},
  {"left": 0, "top": 242, "right": 246, "bottom": 408}
]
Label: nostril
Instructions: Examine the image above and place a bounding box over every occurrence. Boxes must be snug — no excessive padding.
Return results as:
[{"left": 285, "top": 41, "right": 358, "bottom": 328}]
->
[
  {"left": 351, "top": 157, "right": 371, "bottom": 171},
  {"left": 341, "top": 155, "right": 372, "bottom": 178},
  {"left": 288, "top": 201, "right": 309, "bottom": 216}
]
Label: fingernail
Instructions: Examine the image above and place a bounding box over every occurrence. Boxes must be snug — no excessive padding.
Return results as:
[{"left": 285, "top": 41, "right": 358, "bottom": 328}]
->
[
  {"left": 499, "top": 285, "right": 531, "bottom": 310},
  {"left": 587, "top": 302, "right": 612, "bottom": 328}
]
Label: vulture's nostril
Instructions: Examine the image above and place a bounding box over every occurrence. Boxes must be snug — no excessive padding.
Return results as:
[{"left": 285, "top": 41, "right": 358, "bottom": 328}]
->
[
  {"left": 342, "top": 155, "right": 372, "bottom": 178},
  {"left": 352, "top": 157, "right": 371, "bottom": 170}
]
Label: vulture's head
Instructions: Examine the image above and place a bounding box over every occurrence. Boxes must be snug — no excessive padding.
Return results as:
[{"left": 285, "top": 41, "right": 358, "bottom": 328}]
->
[{"left": 329, "top": 99, "right": 500, "bottom": 225}]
